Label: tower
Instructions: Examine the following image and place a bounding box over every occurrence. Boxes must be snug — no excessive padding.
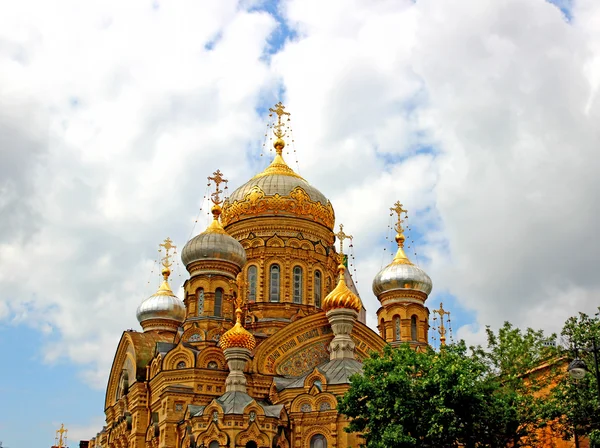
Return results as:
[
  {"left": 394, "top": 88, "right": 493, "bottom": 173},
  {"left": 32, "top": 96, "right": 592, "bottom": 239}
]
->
[
  {"left": 180, "top": 170, "right": 247, "bottom": 345},
  {"left": 372, "top": 202, "right": 432, "bottom": 349},
  {"left": 220, "top": 102, "right": 347, "bottom": 336}
]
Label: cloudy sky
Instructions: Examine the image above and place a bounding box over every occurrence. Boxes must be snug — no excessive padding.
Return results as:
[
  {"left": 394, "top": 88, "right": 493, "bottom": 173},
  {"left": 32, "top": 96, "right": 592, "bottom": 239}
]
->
[{"left": 1, "top": 0, "right": 599, "bottom": 445}]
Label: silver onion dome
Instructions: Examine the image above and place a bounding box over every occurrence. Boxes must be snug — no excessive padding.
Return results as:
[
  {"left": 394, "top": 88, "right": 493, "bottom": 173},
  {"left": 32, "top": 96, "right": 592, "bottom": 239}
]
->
[
  {"left": 136, "top": 270, "right": 186, "bottom": 330},
  {"left": 180, "top": 206, "right": 247, "bottom": 271},
  {"left": 372, "top": 233, "right": 433, "bottom": 297},
  {"left": 372, "top": 262, "right": 433, "bottom": 296}
]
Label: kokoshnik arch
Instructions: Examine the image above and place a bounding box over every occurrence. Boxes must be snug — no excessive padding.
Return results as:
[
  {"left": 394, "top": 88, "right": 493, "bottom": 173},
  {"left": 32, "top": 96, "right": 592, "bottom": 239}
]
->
[{"left": 90, "top": 103, "right": 434, "bottom": 448}]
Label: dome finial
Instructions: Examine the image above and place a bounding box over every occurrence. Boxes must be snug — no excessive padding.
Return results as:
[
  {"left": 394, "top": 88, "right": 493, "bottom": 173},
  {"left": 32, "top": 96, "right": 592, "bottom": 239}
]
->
[
  {"left": 159, "top": 237, "right": 176, "bottom": 280},
  {"left": 390, "top": 201, "right": 411, "bottom": 265},
  {"left": 269, "top": 102, "right": 291, "bottom": 156},
  {"left": 334, "top": 223, "right": 353, "bottom": 265},
  {"left": 205, "top": 169, "right": 229, "bottom": 233},
  {"left": 433, "top": 302, "right": 451, "bottom": 346}
]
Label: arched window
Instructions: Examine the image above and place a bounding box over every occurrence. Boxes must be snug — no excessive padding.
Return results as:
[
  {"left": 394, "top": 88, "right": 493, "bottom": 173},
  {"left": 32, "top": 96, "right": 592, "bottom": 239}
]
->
[
  {"left": 314, "top": 271, "right": 322, "bottom": 308},
  {"left": 214, "top": 288, "right": 223, "bottom": 317},
  {"left": 394, "top": 316, "right": 401, "bottom": 341},
  {"left": 247, "top": 266, "right": 257, "bottom": 302},
  {"left": 209, "top": 442, "right": 219, "bottom": 448},
  {"left": 245, "top": 442, "right": 258, "bottom": 448},
  {"left": 293, "top": 266, "right": 303, "bottom": 304},
  {"left": 411, "top": 315, "right": 418, "bottom": 341},
  {"left": 176, "top": 361, "right": 186, "bottom": 369},
  {"left": 269, "top": 264, "right": 280, "bottom": 302},
  {"left": 310, "top": 434, "right": 327, "bottom": 448},
  {"left": 379, "top": 318, "right": 385, "bottom": 338},
  {"left": 197, "top": 288, "right": 204, "bottom": 315}
]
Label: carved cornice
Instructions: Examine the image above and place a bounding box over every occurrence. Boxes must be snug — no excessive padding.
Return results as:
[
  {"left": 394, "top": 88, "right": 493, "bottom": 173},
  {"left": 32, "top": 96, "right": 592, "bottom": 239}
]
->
[{"left": 221, "top": 186, "right": 335, "bottom": 230}]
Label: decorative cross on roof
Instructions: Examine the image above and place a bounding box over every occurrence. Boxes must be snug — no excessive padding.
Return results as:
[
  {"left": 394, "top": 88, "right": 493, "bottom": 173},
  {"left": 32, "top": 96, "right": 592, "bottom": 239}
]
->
[
  {"left": 390, "top": 201, "right": 408, "bottom": 234},
  {"left": 208, "top": 169, "right": 228, "bottom": 205},
  {"left": 433, "top": 302, "right": 451, "bottom": 346},
  {"left": 269, "top": 102, "right": 291, "bottom": 140},
  {"left": 334, "top": 224, "right": 353, "bottom": 257},
  {"left": 159, "top": 237, "right": 176, "bottom": 270}
]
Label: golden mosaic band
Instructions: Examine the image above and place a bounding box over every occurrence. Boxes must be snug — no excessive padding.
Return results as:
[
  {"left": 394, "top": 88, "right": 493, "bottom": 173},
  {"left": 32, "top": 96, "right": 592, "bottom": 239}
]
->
[{"left": 221, "top": 185, "right": 335, "bottom": 229}]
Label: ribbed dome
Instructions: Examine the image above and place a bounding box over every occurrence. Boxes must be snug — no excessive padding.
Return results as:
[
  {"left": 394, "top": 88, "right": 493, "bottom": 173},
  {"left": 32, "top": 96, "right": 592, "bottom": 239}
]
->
[
  {"left": 322, "top": 265, "right": 362, "bottom": 313},
  {"left": 136, "top": 269, "right": 186, "bottom": 330},
  {"left": 219, "top": 309, "right": 256, "bottom": 351},
  {"left": 372, "top": 235, "right": 432, "bottom": 297},
  {"left": 181, "top": 206, "right": 247, "bottom": 271},
  {"left": 220, "top": 154, "right": 335, "bottom": 230}
]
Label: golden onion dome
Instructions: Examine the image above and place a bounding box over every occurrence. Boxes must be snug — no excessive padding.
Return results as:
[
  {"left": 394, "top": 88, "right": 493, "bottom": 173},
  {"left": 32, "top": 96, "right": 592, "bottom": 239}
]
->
[
  {"left": 136, "top": 267, "right": 186, "bottom": 329},
  {"left": 322, "top": 265, "right": 362, "bottom": 313},
  {"left": 219, "top": 308, "right": 256, "bottom": 351},
  {"left": 181, "top": 205, "right": 247, "bottom": 271},
  {"left": 220, "top": 103, "right": 335, "bottom": 230},
  {"left": 372, "top": 233, "right": 433, "bottom": 297}
]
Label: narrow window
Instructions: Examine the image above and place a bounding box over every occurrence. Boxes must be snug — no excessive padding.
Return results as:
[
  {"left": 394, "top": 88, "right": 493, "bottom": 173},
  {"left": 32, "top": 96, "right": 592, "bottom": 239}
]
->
[
  {"left": 293, "top": 266, "right": 303, "bottom": 304},
  {"left": 270, "top": 264, "right": 280, "bottom": 302},
  {"left": 310, "top": 434, "right": 327, "bottom": 448},
  {"left": 314, "top": 271, "right": 322, "bottom": 308},
  {"left": 411, "top": 315, "right": 418, "bottom": 341},
  {"left": 197, "top": 288, "right": 204, "bottom": 316},
  {"left": 248, "top": 266, "right": 257, "bottom": 302},
  {"left": 214, "top": 288, "right": 223, "bottom": 317},
  {"left": 394, "top": 316, "right": 401, "bottom": 341}
]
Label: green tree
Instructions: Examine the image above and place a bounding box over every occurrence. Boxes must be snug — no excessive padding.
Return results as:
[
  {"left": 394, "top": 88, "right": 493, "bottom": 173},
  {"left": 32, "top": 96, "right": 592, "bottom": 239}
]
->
[
  {"left": 472, "top": 322, "right": 560, "bottom": 446},
  {"left": 547, "top": 309, "right": 600, "bottom": 446},
  {"left": 338, "top": 342, "right": 523, "bottom": 448}
]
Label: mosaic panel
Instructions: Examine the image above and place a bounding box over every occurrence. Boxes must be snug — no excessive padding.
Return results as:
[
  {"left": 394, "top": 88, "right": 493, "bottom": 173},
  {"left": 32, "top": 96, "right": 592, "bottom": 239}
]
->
[{"left": 277, "top": 340, "right": 330, "bottom": 377}]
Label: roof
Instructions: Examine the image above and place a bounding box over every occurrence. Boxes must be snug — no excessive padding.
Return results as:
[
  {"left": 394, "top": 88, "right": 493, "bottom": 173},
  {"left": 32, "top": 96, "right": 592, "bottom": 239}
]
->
[
  {"left": 274, "top": 358, "right": 363, "bottom": 391},
  {"left": 213, "top": 391, "right": 285, "bottom": 417},
  {"left": 127, "top": 331, "right": 174, "bottom": 380}
]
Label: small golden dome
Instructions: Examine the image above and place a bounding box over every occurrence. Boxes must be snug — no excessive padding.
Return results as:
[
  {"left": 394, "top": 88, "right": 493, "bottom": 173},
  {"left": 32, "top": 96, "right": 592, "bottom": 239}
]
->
[
  {"left": 219, "top": 308, "right": 256, "bottom": 351},
  {"left": 322, "top": 265, "right": 362, "bottom": 313}
]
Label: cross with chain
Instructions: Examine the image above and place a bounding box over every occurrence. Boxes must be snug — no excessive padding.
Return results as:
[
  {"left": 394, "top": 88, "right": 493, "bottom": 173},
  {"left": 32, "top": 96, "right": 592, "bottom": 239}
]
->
[
  {"left": 55, "top": 424, "right": 68, "bottom": 447},
  {"left": 207, "top": 169, "right": 228, "bottom": 205},
  {"left": 159, "top": 237, "right": 176, "bottom": 270},
  {"left": 269, "top": 102, "right": 291, "bottom": 140},
  {"left": 434, "top": 302, "right": 451, "bottom": 346},
  {"left": 390, "top": 201, "right": 408, "bottom": 234},
  {"left": 334, "top": 224, "right": 353, "bottom": 257}
]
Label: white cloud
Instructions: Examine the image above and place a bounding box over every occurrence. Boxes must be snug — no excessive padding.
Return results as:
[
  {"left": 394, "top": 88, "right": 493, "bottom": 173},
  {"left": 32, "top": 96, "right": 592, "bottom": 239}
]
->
[{"left": 1, "top": 0, "right": 599, "bottom": 395}]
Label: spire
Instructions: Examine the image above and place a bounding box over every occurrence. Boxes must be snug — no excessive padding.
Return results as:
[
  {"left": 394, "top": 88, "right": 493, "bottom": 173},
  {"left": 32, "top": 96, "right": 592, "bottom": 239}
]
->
[
  {"left": 54, "top": 424, "right": 67, "bottom": 448},
  {"left": 334, "top": 223, "right": 353, "bottom": 263},
  {"left": 158, "top": 237, "right": 176, "bottom": 285},
  {"left": 254, "top": 102, "right": 302, "bottom": 179},
  {"left": 269, "top": 101, "right": 291, "bottom": 156},
  {"left": 205, "top": 169, "right": 228, "bottom": 234},
  {"left": 390, "top": 201, "right": 412, "bottom": 265},
  {"left": 433, "top": 302, "right": 451, "bottom": 346}
]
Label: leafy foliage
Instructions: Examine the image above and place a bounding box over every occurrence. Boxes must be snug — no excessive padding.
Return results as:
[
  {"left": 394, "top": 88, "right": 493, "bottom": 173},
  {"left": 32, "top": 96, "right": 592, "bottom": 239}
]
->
[
  {"left": 547, "top": 309, "right": 600, "bottom": 444},
  {"left": 339, "top": 323, "right": 559, "bottom": 447}
]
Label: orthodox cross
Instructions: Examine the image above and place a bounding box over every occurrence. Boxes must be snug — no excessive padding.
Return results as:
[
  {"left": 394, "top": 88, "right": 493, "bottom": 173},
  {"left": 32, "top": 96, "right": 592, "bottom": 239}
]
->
[
  {"left": 159, "top": 237, "right": 176, "bottom": 270},
  {"left": 207, "top": 169, "right": 228, "bottom": 205},
  {"left": 55, "top": 424, "right": 67, "bottom": 448},
  {"left": 390, "top": 201, "right": 408, "bottom": 234},
  {"left": 334, "top": 224, "right": 353, "bottom": 258},
  {"left": 269, "top": 102, "right": 291, "bottom": 144},
  {"left": 433, "top": 302, "right": 451, "bottom": 346}
]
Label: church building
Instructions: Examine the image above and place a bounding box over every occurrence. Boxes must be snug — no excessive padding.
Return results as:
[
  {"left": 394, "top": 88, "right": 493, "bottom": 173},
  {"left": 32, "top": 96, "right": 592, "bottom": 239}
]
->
[{"left": 89, "top": 103, "right": 433, "bottom": 448}]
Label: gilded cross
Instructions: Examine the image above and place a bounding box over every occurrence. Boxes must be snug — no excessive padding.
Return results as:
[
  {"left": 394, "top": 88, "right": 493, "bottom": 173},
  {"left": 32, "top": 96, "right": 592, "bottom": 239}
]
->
[
  {"left": 390, "top": 201, "right": 408, "bottom": 234},
  {"left": 55, "top": 424, "right": 67, "bottom": 447},
  {"left": 159, "top": 237, "right": 176, "bottom": 270},
  {"left": 208, "top": 169, "right": 228, "bottom": 205},
  {"left": 269, "top": 102, "right": 291, "bottom": 140},
  {"left": 433, "top": 302, "right": 451, "bottom": 346},
  {"left": 334, "top": 224, "right": 353, "bottom": 257}
]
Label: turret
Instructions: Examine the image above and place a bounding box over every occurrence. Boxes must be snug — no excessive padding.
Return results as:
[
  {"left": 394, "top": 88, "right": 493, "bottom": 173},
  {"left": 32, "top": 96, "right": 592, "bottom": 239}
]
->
[{"left": 372, "top": 202, "right": 432, "bottom": 348}]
